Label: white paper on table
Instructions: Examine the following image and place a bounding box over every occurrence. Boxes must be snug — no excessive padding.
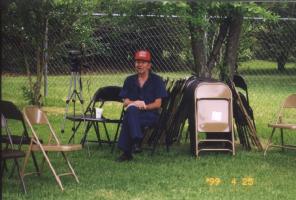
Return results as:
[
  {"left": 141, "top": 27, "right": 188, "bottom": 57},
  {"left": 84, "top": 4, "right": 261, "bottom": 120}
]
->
[{"left": 211, "top": 111, "right": 222, "bottom": 121}]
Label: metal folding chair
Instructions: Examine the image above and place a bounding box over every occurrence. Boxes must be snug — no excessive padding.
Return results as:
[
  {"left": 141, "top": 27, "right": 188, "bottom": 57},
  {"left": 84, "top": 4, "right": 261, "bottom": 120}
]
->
[
  {"left": 82, "top": 86, "right": 124, "bottom": 148},
  {"left": 194, "top": 82, "right": 235, "bottom": 156},
  {"left": 1, "top": 114, "right": 26, "bottom": 193},
  {"left": 22, "top": 106, "right": 82, "bottom": 191},
  {"left": 233, "top": 74, "right": 249, "bottom": 103},
  {"left": 67, "top": 86, "right": 124, "bottom": 151},
  {"left": 0, "top": 100, "right": 40, "bottom": 175},
  {"left": 264, "top": 94, "right": 296, "bottom": 155}
]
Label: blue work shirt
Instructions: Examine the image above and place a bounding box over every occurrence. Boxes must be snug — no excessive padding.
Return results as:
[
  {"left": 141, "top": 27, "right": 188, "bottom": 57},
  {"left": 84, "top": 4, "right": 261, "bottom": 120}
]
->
[{"left": 119, "top": 72, "right": 168, "bottom": 114}]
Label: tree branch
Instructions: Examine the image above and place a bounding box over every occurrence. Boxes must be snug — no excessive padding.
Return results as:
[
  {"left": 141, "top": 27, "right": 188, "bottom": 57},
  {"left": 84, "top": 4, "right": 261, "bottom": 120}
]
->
[{"left": 207, "top": 18, "right": 229, "bottom": 70}]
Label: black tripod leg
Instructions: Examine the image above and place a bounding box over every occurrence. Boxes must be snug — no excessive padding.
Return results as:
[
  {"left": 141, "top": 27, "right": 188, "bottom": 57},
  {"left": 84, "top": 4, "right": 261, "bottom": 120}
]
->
[{"left": 68, "top": 121, "right": 82, "bottom": 143}]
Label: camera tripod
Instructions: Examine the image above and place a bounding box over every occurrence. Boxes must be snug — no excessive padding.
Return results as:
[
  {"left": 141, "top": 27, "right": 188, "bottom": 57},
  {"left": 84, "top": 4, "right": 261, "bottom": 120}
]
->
[{"left": 61, "top": 71, "right": 85, "bottom": 134}]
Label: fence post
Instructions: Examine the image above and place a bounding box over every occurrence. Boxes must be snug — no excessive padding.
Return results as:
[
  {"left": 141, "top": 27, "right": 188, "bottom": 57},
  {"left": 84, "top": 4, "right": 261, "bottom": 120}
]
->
[{"left": 44, "top": 18, "right": 49, "bottom": 97}]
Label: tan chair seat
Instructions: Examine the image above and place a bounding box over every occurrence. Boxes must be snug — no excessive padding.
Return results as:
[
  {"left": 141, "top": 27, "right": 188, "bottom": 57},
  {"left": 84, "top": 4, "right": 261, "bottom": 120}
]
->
[
  {"left": 268, "top": 123, "right": 296, "bottom": 129},
  {"left": 31, "top": 144, "right": 82, "bottom": 152}
]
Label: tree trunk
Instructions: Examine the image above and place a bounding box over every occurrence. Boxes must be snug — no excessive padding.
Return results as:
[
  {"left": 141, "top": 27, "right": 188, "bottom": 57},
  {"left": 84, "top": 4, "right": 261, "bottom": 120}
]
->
[
  {"left": 276, "top": 54, "right": 287, "bottom": 71},
  {"left": 189, "top": 22, "right": 209, "bottom": 77},
  {"left": 187, "top": 1, "right": 209, "bottom": 78},
  {"left": 207, "top": 18, "right": 229, "bottom": 71},
  {"left": 33, "top": 47, "right": 44, "bottom": 106},
  {"left": 22, "top": 43, "right": 33, "bottom": 90},
  {"left": 223, "top": 11, "right": 243, "bottom": 80}
]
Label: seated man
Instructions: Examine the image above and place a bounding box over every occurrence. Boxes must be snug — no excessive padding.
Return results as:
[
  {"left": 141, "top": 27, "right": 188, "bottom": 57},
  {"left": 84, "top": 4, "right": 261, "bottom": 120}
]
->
[{"left": 117, "top": 50, "right": 167, "bottom": 162}]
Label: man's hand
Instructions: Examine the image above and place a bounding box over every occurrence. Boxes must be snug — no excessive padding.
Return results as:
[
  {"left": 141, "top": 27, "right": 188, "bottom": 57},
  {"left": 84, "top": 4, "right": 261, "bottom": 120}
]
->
[
  {"left": 124, "top": 98, "right": 162, "bottom": 111},
  {"left": 133, "top": 100, "right": 146, "bottom": 110}
]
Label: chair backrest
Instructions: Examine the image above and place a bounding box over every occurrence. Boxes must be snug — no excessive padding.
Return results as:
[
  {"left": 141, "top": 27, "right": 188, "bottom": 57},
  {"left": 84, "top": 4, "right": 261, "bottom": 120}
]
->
[
  {"left": 283, "top": 94, "right": 296, "bottom": 108},
  {"left": 0, "top": 100, "right": 24, "bottom": 121},
  {"left": 233, "top": 74, "right": 249, "bottom": 103},
  {"left": 195, "top": 82, "right": 233, "bottom": 133},
  {"left": 23, "top": 106, "right": 60, "bottom": 145},
  {"left": 1, "top": 114, "right": 14, "bottom": 148},
  {"left": 276, "top": 94, "right": 296, "bottom": 124},
  {"left": 233, "top": 74, "right": 248, "bottom": 92},
  {"left": 1, "top": 114, "right": 6, "bottom": 128},
  {"left": 23, "top": 106, "right": 48, "bottom": 125},
  {"left": 86, "top": 86, "right": 124, "bottom": 119},
  {"left": 93, "top": 86, "right": 123, "bottom": 103},
  {"left": 0, "top": 100, "right": 30, "bottom": 141}
]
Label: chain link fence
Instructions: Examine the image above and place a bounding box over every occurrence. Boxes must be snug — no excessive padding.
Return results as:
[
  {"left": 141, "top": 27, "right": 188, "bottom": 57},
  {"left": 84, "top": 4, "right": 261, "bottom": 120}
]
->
[{"left": 2, "top": 2, "right": 296, "bottom": 139}]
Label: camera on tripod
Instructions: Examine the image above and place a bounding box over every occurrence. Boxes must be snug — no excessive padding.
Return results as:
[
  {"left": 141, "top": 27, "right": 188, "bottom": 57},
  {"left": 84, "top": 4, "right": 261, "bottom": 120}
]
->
[
  {"left": 69, "top": 50, "right": 83, "bottom": 72},
  {"left": 61, "top": 50, "right": 86, "bottom": 134}
]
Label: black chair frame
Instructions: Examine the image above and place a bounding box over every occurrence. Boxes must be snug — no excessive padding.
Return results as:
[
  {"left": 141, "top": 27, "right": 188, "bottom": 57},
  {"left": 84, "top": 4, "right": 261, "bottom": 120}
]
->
[
  {"left": 1, "top": 114, "right": 27, "bottom": 193},
  {"left": 0, "top": 100, "right": 40, "bottom": 175},
  {"left": 233, "top": 74, "right": 249, "bottom": 103},
  {"left": 67, "top": 86, "right": 124, "bottom": 149}
]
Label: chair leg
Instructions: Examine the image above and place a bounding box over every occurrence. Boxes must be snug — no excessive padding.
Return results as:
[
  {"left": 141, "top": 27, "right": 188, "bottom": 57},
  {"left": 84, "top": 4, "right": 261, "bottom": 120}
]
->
[
  {"left": 264, "top": 128, "right": 276, "bottom": 156},
  {"left": 61, "top": 152, "right": 79, "bottom": 183},
  {"left": 280, "top": 128, "right": 284, "bottom": 152},
  {"left": 80, "top": 121, "right": 92, "bottom": 147},
  {"left": 31, "top": 152, "right": 41, "bottom": 176},
  {"left": 8, "top": 161, "right": 16, "bottom": 178},
  {"left": 94, "top": 122, "right": 102, "bottom": 146},
  {"left": 1, "top": 162, "right": 5, "bottom": 180},
  {"left": 41, "top": 151, "right": 64, "bottom": 191},
  {"left": 39, "top": 152, "right": 48, "bottom": 174},
  {"left": 111, "top": 123, "right": 121, "bottom": 153},
  {"left": 14, "top": 159, "right": 27, "bottom": 194},
  {"left": 102, "top": 122, "right": 111, "bottom": 146},
  {"left": 80, "top": 121, "right": 92, "bottom": 157},
  {"left": 3, "top": 160, "right": 8, "bottom": 173},
  {"left": 95, "top": 122, "right": 102, "bottom": 147},
  {"left": 9, "top": 147, "right": 40, "bottom": 178},
  {"left": 68, "top": 121, "right": 82, "bottom": 144},
  {"left": 150, "top": 136, "right": 159, "bottom": 156},
  {"left": 184, "top": 128, "right": 190, "bottom": 143},
  {"left": 21, "top": 147, "right": 32, "bottom": 177},
  {"left": 231, "top": 131, "right": 235, "bottom": 156},
  {"left": 196, "top": 132, "right": 199, "bottom": 157}
]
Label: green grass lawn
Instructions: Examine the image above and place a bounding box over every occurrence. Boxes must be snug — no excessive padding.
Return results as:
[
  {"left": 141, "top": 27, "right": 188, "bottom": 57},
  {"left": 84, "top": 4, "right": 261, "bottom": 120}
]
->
[{"left": 2, "top": 60, "right": 296, "bottom": 199}]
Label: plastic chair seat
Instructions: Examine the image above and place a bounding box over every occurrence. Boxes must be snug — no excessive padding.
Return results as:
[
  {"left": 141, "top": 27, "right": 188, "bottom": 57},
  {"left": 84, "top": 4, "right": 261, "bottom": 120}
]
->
[{"left": 31, "top": 144, "right": 82, "bottom": 152}]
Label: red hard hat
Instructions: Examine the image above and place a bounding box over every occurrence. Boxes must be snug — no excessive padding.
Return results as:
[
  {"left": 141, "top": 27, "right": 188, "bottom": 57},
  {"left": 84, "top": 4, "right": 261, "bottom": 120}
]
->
[{"left": 134, "top": 50, "right": 151, "bottom": 62}]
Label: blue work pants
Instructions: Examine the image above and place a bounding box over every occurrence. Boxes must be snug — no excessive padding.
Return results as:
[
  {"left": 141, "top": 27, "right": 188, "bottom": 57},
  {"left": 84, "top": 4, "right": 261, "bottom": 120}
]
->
[{"left": 117, "top": 106, "right": 159, "bottom": 154}]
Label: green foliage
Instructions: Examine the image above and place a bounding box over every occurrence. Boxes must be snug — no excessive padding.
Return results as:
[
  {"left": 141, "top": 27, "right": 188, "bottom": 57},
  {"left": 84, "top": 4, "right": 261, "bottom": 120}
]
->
[
  {"left": 3, "top": 0, "right": 100, "bottom": 105},
  {"left": 21, "top": 86, "right": 35, "bottom": 105}
]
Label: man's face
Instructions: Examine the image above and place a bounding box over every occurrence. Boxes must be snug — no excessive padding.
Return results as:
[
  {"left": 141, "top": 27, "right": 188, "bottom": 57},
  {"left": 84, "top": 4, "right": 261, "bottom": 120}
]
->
[{"left": 135, "top": 60, "right": 151, "bottom": 75}]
